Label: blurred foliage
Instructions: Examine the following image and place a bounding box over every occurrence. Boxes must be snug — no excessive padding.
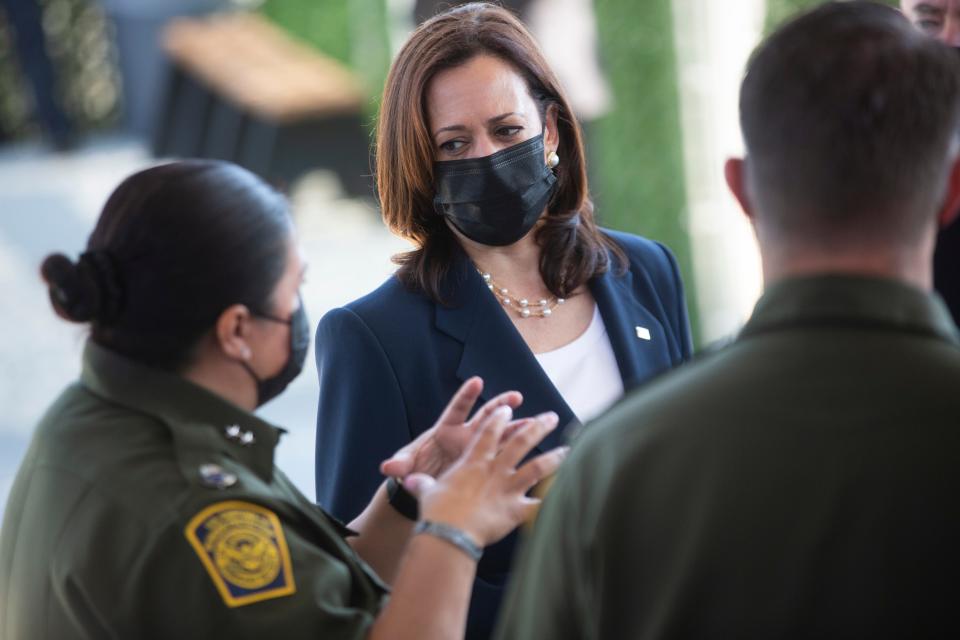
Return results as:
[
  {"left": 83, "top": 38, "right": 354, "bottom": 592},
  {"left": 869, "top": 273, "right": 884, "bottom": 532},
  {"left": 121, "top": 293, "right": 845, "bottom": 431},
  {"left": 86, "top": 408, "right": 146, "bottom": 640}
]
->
[
  {"left": 0, "top": 0, "right": 120, "bottom": 139},
  {"left": 592, "top": 0, "right": 698, "bottom": 341},
  {"left": 765, "top": 0, "right": 898, "bottom": 33},
  {"left": 259, "top": 0, "right": 391, "bottom": 117}
]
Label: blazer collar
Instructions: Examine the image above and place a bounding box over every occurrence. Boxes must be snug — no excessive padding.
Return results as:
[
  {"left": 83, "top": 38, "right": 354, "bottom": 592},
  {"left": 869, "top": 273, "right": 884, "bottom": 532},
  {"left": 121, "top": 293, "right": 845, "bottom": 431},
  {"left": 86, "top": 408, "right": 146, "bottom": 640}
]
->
[
  {"left": 434, "top": 249, "right": 575, "bottom": 452},
  {"left": 589, "top": 263, "right": 673, "bottom": 391}
]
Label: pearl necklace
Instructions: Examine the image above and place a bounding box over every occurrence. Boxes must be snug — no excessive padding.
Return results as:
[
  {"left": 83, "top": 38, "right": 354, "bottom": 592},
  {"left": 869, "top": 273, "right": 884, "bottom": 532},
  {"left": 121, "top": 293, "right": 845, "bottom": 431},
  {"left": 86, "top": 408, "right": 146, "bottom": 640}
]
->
[{"left": 479, "top": 270, "right": 565, "bottom": 318}]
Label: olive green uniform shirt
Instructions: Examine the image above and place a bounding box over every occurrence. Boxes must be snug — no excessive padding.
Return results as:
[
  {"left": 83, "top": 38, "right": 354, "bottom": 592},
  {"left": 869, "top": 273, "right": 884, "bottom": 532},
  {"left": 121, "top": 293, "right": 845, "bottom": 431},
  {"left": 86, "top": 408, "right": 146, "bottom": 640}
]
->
[
  {"left": 0, "top": 342, "right": 387, "bottom": 639},
  {"left": 497, "top": 275, "right": 960, "bottom": 639}
]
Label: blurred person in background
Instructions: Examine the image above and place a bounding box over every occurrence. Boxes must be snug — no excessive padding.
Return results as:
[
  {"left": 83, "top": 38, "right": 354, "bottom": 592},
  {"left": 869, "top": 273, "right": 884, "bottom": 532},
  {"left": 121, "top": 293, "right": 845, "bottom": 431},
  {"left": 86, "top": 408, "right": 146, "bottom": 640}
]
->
[
  {"left": 497, "top": 3, "right": 960, "bottom": 638},
  {"left": 0, "top": 0, "right": 74, "bottom": 149},
  {"left": 901, "top": 0, "right": 960, "bottom": 323},
  {"left": 314, "top": 3, "right": 692, "bottom": 638},
  {"left": 0, "top": 160, "right": 567, "bottom": 640}
]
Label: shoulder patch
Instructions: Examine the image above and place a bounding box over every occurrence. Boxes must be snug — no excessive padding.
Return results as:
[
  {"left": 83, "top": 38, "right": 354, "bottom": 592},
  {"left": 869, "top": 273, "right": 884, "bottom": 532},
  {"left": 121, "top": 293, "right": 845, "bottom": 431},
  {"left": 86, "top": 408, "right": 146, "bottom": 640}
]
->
[{"left": 184, "top": 501, "right": 296, "bottom": 607}]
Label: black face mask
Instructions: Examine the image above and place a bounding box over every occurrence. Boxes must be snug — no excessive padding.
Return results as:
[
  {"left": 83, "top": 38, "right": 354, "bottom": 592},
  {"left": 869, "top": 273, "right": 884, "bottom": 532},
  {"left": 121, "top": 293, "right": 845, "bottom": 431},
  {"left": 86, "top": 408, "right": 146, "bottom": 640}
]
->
[
  {"left": 242, "top": 296, "right": 310, "bottom": 407},
  {"left": 433, "top": 134, "right": 558, "bottom": 247}
]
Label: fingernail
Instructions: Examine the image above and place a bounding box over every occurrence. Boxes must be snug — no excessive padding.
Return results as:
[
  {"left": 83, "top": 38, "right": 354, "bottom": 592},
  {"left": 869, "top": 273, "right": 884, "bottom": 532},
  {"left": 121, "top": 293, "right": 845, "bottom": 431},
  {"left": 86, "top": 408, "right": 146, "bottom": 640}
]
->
[
  {"left": 538, "top": 411, "right": 559, "bottom": 425},
  {"left": 495, "top": 405, "right": 513, "bottom": 420}
]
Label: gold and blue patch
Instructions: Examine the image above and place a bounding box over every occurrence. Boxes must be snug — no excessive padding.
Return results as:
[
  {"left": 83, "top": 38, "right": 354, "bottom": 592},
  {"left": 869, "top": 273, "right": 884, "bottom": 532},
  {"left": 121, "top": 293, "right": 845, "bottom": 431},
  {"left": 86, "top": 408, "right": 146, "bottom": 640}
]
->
[{"left": 185, "top": 501, "right": 296, "bottom": 607}]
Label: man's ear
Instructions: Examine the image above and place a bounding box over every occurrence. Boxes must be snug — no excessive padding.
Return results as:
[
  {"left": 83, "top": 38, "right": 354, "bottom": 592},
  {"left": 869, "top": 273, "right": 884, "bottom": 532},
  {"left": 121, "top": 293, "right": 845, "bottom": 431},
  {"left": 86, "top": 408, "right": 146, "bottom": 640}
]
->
[
  {"left": 215, "top": 304, "right": 254, "bottom": 362},
  {"left": 938, "top": 154, "right": 960, "bottom": 229},
  {"left": 725, "top": 157, "right": 756, "bottom": 222}
]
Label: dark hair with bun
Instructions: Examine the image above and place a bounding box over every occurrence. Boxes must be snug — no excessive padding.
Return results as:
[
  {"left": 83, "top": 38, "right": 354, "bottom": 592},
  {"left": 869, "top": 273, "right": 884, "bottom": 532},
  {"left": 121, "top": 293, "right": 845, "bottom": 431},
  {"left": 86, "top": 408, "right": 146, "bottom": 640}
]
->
[{"left": 41, "top": 160, "right": 292, "bottom": 371}]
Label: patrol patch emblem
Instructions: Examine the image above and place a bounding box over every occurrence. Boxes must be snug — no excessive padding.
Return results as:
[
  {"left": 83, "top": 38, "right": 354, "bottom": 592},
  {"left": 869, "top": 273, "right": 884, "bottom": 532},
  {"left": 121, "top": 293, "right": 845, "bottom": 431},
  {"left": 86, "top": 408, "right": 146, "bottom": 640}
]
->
[{"left": 185, "top": 501, "right": 296, "bottom": 607}]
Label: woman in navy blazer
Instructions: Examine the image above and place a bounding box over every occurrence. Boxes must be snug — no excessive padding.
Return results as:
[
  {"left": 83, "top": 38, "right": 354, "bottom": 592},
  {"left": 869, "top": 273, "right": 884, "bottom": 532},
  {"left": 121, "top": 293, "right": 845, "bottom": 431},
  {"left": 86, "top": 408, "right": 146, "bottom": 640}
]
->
[{"left": 315, "top": 4, "right": 692, "bottom": 638}]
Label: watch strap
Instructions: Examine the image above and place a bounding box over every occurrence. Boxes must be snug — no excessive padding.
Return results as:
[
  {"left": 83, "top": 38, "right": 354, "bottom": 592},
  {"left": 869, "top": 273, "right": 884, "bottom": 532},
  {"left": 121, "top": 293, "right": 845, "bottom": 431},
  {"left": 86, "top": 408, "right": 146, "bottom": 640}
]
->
[{"left": 386, "top": 476, "right": 420, "bottom": 520}]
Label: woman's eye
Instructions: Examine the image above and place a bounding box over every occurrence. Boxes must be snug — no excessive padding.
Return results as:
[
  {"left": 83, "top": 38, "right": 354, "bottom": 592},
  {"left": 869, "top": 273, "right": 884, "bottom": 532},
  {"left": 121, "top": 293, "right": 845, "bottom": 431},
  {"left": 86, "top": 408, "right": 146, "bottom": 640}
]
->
[
  {"left": 917, "top": 19, "right": 942, "bottom": 33},
  {"left": 496, "top": 126, "right": 523, "bottom": 138},
  {"left": 439, "top": 139, "right": 466, "bottom": 153}
]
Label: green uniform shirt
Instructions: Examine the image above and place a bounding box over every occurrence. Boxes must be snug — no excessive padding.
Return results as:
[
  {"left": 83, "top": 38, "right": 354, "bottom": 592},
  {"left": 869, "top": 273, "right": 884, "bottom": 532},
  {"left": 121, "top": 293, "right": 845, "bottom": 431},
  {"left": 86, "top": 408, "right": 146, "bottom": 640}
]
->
[
  {"left": 0, "top": 342, "right": 387, "bottom": 639},
  {"left": 497, "top": 275, "right": 960, "bottom": 639}
]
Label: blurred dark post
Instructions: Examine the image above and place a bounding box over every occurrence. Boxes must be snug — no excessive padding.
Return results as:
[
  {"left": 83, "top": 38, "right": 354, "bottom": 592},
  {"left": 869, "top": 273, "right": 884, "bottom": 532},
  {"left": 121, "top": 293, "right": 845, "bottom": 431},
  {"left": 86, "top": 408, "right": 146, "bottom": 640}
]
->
[
  {"left": 100, "top": 0, "right": 228, "bottom": 138},
  {"left": 152, "top": 13, "right": 369, "bottom": 195},
  {"left": 0, "top": 0, "right": 73, "bottom": 148}
]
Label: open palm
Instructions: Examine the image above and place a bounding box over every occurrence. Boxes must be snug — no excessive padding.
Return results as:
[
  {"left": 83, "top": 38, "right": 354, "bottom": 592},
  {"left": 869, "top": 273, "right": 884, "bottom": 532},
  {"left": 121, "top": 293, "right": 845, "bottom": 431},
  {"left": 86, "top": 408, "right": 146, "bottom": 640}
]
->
[{"left": 380, "top": 377, "right": 526, "bottom": 480}]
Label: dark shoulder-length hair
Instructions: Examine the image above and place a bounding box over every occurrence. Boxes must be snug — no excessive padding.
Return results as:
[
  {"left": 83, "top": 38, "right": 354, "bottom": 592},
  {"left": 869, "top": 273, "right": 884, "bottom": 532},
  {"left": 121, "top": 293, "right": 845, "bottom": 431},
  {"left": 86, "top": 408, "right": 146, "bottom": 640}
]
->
[{"left": 376, "top": 1, "right": 624, "bottom": 302}]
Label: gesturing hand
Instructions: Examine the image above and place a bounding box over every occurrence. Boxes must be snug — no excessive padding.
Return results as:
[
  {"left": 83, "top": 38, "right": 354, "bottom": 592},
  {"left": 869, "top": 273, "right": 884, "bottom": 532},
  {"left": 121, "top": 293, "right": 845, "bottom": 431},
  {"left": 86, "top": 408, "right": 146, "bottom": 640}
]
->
[
  {"left": 404, "top": 405, "right": 569, "bottom": 548},
  {"left": 380, "top": 377, "right": 529, "bottom": 480}
]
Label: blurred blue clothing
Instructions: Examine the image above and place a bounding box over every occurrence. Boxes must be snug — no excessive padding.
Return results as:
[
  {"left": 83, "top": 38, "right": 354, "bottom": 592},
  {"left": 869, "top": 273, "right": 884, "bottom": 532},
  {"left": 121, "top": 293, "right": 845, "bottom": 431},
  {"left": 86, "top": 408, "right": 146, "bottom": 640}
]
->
[{"left": 934, "top": 222, "right": 960, "bottom": 326}]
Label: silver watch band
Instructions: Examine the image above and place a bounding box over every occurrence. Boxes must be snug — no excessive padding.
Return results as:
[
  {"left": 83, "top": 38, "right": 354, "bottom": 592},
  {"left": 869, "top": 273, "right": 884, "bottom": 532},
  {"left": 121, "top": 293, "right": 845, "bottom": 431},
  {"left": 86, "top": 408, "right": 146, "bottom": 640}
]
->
[{"left": 413, "top": 520, "right": 483, "bottom": 562}]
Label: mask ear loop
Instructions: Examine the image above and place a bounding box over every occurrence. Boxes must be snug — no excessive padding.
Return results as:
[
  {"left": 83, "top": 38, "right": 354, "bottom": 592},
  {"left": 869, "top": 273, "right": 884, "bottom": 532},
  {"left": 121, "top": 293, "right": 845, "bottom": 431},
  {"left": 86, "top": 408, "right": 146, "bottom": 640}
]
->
[{"left": 240, "top": 292, "right": 303, "bottom": 391}]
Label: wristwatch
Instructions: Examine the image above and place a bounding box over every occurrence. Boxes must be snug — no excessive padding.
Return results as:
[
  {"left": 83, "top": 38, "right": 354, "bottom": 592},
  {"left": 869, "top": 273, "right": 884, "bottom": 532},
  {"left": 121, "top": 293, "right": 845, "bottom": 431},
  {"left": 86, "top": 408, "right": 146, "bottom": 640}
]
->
[{"left": 386, "top": 476, "right": 420, "bottom": 520}]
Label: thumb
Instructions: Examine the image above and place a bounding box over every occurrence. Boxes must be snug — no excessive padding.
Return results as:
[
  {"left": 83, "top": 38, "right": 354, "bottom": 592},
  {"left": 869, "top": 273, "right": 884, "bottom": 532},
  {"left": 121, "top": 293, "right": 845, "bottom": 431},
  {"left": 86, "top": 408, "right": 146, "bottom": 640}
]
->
[
  {"left": 403, "top": 473, "right": 437, "bottom": 499},
  {"left": 380, "top": 451, "right": 414, "bottom": 478}
]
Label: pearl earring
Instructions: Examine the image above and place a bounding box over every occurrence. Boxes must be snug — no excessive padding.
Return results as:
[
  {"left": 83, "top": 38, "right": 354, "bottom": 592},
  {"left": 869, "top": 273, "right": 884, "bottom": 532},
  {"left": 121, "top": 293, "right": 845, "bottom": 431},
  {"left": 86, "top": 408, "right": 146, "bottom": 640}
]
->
[{"left": 547, "top": 151, "right": 560, "bottom": 168}]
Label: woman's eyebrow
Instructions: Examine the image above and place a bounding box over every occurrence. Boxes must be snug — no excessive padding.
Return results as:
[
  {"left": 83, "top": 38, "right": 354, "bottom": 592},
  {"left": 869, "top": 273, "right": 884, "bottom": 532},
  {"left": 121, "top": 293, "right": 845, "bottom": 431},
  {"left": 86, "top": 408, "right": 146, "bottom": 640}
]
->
[{"left": 434, "top": 112, "right": 523, "bottom": 137}]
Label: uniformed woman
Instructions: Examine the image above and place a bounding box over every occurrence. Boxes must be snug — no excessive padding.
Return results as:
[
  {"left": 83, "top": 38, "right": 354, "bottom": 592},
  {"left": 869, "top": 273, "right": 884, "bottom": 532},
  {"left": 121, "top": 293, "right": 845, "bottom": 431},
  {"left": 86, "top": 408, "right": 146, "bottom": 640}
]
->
[{"left": 0, "top": 160, "right": 565, "bottom": 640}]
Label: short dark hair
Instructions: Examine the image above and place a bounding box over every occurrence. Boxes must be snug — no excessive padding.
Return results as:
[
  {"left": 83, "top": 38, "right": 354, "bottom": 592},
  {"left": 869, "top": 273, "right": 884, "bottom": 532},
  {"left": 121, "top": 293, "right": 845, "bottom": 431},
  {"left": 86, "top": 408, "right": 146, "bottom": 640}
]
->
[
  {"left": 41, "top": 160, "right": 292, "bottom": 371},
  {"left": 741, "top": 1, "right": 960, "bottom": 246}
]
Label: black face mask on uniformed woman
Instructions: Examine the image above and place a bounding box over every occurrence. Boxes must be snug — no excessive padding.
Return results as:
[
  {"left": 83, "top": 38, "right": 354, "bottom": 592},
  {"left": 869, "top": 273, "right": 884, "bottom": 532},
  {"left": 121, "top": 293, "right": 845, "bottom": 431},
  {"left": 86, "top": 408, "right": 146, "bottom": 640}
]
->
[
  {"left": 433, "top": 133, "right": 558, "bottom": 247},
  {"left": 242, "top": 295, "right": 310, "bottom": 407}
]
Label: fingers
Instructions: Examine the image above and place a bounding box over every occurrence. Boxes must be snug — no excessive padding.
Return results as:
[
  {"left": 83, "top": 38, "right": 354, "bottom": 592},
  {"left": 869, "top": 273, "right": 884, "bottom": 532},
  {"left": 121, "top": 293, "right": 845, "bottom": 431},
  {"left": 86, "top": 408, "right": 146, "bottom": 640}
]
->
[
  {"left": 403, "top": 473, "right": 436, "bottom": 499},
  {"left": 380, "top": 450, "right": 414, "bottom": 478},
  {"left": 516, "top": 496, "right": 542, "bottom": 526},
  {"left": 467, "top": 390, "right": 524, "bottom": 431},
  {"left": 511, "top": 446, "right": 569, "bottom": 494},
  {"left": 465, "top": 405, "right": 514, "bottom": 461},
  {"left": 500, "top": 418, "right": 533, "bottom": 443},
  {"left": 435, "top": 377, "right": 484, "bottom": 429},
  {"left": 497, "top": 412, "right": 559, "bottom": 469}
]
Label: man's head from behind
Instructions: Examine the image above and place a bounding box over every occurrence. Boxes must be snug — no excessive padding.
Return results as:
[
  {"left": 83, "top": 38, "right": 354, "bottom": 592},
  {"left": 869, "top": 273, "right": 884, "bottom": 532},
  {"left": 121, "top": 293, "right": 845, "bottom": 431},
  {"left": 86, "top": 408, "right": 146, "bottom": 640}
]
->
[{"left": 728, "top": 1, "right": 960, "bottom": 275}]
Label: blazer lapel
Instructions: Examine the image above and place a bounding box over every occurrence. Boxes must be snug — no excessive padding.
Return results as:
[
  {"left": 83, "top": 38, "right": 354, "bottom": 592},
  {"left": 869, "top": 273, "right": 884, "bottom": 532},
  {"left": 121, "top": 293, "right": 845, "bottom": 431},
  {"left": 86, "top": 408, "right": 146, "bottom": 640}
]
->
[
  {"left": 590, "top": 265, "right": 674, "bottom": 391},
  {"left": 435, "top": 251, "right": 575, "bottom": 452}
]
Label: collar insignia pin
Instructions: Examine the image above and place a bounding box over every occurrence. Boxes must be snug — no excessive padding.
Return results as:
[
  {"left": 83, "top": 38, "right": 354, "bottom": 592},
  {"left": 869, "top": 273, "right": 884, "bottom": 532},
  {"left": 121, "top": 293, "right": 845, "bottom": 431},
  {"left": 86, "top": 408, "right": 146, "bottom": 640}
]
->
[
  {"left": 635, "top": 326, "right": 651, "bottom": 341},
  {"left": 199, "top": 463, "right": 238, "bottom": 490}
]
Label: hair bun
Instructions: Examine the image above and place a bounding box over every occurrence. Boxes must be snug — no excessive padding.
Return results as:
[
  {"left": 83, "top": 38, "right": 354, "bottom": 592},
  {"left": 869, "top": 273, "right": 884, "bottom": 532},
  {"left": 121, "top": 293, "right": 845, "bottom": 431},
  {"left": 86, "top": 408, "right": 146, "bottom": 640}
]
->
[{"left": 40, "top": 251, "right": 123, "bottom": 324}]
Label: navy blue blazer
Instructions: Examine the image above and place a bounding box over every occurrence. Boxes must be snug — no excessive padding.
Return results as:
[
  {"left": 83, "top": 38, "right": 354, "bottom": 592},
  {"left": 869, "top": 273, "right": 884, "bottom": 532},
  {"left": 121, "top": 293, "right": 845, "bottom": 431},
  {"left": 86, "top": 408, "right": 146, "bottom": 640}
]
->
[{"left": 314, "top": 229, "right": 692, "bottom": 639}]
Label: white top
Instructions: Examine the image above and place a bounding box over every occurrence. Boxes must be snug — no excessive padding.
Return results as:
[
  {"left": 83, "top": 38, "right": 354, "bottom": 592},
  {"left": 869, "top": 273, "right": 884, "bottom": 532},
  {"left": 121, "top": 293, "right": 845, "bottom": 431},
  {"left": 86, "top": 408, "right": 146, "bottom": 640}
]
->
[{"left": 534, "top": 305, "right": 624, "bottom": 423}]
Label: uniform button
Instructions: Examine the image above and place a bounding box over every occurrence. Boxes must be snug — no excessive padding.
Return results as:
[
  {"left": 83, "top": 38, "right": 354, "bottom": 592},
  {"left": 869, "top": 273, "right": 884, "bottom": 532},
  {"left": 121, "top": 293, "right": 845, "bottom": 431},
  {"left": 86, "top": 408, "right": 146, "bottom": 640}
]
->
[
  {"left": 199, "top": 463, "right": 238, "bottom": 489},
  {"left": 224, "top": 424, "right": 242, "bottom": 441},
  {"left": 239, "top": 430, "right": 256, "bottom": 446}
]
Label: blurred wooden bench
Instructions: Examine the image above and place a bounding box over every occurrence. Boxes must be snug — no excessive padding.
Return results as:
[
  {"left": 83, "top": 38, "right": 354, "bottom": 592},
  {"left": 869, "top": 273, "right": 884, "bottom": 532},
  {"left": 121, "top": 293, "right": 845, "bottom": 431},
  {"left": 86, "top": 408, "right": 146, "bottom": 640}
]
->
[{"left": 152, "top": 12, "right": 372, "bottom": 195}]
